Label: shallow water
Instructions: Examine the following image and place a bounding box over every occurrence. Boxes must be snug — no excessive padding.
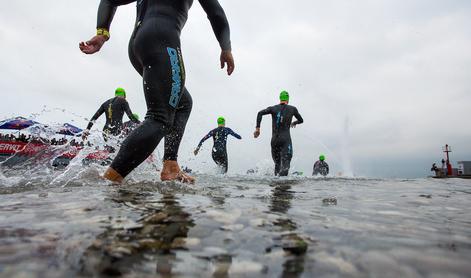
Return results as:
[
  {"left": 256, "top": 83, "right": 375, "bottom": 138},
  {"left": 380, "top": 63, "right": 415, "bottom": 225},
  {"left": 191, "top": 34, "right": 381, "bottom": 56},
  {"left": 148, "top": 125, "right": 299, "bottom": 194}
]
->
[{"left": 0, "top": 167, "right": 470, "bottom": 277}]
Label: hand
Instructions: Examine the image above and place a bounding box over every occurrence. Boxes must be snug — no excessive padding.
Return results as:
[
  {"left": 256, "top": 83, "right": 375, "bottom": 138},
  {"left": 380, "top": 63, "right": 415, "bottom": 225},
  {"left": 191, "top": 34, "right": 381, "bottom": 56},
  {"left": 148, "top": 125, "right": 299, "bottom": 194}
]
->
[
  {"left": 79, "top": 35, "right": 108, "bottom": 55},
  {"left": 253, "top": 128, "right": 260, "bottom": 138},
  {"left": 291, "top": 123, "right": 297, "bottom": 128},
  {"left": 194, "top": 148, "right": 199, "bottom": 156},
  {"left": 82, "top": 129, "right": 90, "bottom": 140},
  {"left": 220, "top": 50, "right": 235, "bottom": 76}
]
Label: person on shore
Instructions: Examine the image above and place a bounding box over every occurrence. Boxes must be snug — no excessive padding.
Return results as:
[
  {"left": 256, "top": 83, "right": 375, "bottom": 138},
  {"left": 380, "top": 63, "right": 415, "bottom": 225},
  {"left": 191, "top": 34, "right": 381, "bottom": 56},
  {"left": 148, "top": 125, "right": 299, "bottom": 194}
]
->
[
  {"left": 83, "top": 88, "right": 139, "bottom": 141},
  {"left": 80, "top": 0, "right": 234, "bottom": 183},
  {"left": 194, "top": 117, "right": 241, "bottom": 173},
  {"left": 313, "top": 154, "right": 329, "bottom": 176},
  {"left": 253, "top": 91, "right": 303, "bottom": 176}
]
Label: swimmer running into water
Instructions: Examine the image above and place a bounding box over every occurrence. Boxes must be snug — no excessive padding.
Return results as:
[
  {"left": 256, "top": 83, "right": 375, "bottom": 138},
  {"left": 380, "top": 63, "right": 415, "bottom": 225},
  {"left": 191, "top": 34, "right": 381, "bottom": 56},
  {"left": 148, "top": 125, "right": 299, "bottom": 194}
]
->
[{"left": 80, "top": 0, "right": 235, "bottom": 183}]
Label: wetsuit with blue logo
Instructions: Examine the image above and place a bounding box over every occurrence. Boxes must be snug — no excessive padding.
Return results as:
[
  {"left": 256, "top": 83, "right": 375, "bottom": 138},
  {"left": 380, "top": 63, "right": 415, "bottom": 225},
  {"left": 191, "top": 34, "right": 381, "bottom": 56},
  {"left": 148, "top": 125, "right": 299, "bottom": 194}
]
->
[
  {"left": 256, "top": 104, "right": 303, "bottom": 176},
  {"left": 95, "top": 0, "right": 232, "bottom": 177},
  {"left": 197, "top": 127, "right": 241, "bottom": 173}
]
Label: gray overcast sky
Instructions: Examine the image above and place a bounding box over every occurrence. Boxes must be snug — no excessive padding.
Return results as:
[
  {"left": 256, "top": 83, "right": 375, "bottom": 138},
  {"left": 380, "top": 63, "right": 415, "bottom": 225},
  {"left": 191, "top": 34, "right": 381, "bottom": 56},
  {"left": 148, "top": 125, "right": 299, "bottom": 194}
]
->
[{"left": 1, "top": 0, "right": 470, "bottom": 178}]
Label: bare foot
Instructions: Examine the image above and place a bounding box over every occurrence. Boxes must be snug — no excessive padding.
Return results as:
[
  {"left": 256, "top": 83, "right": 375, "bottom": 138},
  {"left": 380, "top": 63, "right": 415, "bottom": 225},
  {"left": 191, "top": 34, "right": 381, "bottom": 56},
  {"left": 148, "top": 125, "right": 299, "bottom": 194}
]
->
[
  {"left": 161, "top": 160, "right": 195, "bottom": 184},
  {"left": 103, "top": 167, "right": 124, "bottom": 184}
]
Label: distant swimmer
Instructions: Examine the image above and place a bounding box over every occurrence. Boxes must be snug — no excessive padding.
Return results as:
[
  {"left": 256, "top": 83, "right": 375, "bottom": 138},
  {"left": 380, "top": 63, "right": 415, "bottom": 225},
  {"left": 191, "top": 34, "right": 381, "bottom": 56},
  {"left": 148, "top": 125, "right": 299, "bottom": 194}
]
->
[
  {"left": 254, "top": 91, "right": 303, "bottom": 176},
  {"left": 83, "top": 88, "right": 139, "bottom": 141},
  {"left": 80, "top": 0, "right": 234, "bottom": 183},
  {"left": 313, "top": 154, "right": 329, "bottom": 176},
  {"left": 194, "top": 117, "right": 241, "bottom": 173}
]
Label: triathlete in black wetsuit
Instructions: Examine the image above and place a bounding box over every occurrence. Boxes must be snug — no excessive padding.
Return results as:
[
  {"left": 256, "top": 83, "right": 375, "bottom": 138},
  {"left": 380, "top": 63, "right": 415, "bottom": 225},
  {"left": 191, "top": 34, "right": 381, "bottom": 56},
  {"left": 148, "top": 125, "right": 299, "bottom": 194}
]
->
[
  {"left": 254, "top": 91, "right": 303, "bottom": 176},
  {"left": 194, "top": 117, "right": 241, "bottom": 173},
  {"left": 313, "top": 154, "right": 329, "bottom": 176},
  {"left": 80, "top": 0, "right": 235, "bottom": 183},
  {"left": 84, "top": 88, "right": 139, "bottom": 140}
]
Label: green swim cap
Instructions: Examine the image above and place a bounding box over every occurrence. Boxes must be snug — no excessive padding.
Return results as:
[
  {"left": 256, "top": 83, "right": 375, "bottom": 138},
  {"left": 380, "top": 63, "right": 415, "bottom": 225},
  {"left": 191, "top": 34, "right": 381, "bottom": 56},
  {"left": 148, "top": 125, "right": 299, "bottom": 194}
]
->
[
  {"left": 280, "top": 90, "right": 289, "bottom": 101},
  {"left": 132, "top": 113, "right": 139, "bottom": 121},
  {"left": 319, "top": 154, "right": 325, "bottom": 161},
  {"left": 217, "top": 116, "right": 225, "bottom": 125},
  {"left": 115, "top": 87, "right": 126, "bottom": 97}
]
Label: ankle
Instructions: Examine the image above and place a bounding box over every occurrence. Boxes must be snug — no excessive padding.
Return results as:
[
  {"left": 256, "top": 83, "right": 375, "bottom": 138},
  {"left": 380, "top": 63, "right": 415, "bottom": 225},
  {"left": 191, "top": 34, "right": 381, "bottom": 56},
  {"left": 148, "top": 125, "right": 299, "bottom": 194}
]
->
[{"left": 103, "top": 167, "right": 124, "bottom": 183}]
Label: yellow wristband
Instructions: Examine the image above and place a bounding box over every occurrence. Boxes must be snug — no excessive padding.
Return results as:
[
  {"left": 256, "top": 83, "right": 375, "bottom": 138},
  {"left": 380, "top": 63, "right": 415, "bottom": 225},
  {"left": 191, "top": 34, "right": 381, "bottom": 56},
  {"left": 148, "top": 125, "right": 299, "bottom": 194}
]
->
[{"left": 96, "top": 28, "right": 110, "bottom": 39}]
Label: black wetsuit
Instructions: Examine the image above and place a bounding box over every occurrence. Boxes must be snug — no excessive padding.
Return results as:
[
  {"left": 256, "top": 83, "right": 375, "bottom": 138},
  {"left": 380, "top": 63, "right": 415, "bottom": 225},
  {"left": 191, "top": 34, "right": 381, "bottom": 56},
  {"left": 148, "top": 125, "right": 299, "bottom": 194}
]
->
[
  {"left": 86, "top": 97, "right": 138, "bottom": 137},
  {"left": 96, "top": 0, "right": 231, "bottom": 177},
  {"left": 256, "top": 104, "right": 303, "bottom": 176},
  {"left": 197, "top": 127, "right": 241, "bottom": 173},
  {"left": 313, "top": 160, "right": 329, "bottom": 176}
]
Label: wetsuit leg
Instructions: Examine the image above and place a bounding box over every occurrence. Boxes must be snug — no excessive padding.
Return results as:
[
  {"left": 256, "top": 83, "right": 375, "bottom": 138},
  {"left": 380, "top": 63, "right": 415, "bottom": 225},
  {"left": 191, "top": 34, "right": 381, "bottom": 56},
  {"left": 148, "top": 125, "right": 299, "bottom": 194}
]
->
[
  {"left": 110, "top": 16, "right": 185, "bottom": 178},
  {"left": 278, "top": 140, "right": 293, "bottom": 176},
  {"left": 164, "top": 88, "right": 192, "bottom": 161},
  {"left": 271, "top": 140, "right": 282, "bottom": 176},
  {"left": 212, "top": 150, "right": 228, "bottom": 173}
]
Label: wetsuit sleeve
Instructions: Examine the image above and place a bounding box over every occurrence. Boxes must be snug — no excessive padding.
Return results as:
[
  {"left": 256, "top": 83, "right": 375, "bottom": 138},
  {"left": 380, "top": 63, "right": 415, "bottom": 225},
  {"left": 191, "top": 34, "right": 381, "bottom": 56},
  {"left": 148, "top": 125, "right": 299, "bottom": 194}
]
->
[
  {"left": 197, "top": 130, "right": 214, "bottom": 148},
  {"left": 122, "top": 100, "right": 139, "bottom": 123},
  {"left": 228, "top": 128, "right": 242, "bottom": 139},
  {"left": 96, "top": 0, "right": 135, "bottom": 30},
  {"left": 198, "top": 0, "right": 232, "bottom": 50},
  {"left": 86, "top": 104, "right": 106, "bottom": 130},
  {"left": 292, "top": 108, "right": 304, "bottom": 125},
  {"left": 256, "top": 107, "right": 272, "bottom": 128}
]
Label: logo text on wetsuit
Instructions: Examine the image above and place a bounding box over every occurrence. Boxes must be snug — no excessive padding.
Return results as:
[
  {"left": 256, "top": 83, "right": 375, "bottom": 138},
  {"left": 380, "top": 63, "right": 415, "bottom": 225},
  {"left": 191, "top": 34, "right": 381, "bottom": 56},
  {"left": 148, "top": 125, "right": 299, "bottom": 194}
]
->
[{"left": 167, "top": 47, "right": 182, "bottom": 108}]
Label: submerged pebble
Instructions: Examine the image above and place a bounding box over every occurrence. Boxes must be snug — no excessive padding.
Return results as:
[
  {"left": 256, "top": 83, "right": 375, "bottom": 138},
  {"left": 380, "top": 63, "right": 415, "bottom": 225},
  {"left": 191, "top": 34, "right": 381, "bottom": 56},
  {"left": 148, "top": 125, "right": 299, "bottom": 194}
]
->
[{"left": 322, "top": 197, "right": 337, "bottom": 205}]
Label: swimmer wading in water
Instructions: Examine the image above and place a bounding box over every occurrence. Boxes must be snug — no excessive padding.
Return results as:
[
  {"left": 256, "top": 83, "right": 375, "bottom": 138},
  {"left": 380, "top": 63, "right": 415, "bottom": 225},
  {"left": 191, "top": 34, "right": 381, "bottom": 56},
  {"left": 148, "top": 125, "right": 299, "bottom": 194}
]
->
[
  {"left": 194, "top": 116, "right": 242, "bottom": 173},
  {"left": 79, "top": 0, "right": 235, "bottom": 183},
  {"left": 83, "top": 87, "right": 140, "bottom": 141},
  {"left": 254, "top": 91, "right": 304, "bottom": 176}
]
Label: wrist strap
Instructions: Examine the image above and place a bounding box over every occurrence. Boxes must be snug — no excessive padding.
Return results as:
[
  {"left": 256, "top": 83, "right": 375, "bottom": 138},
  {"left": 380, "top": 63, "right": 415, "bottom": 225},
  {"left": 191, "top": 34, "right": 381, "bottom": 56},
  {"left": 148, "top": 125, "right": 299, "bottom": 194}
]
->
[{"left": 96, "top": 28, "right": 110, "bottom": 39}]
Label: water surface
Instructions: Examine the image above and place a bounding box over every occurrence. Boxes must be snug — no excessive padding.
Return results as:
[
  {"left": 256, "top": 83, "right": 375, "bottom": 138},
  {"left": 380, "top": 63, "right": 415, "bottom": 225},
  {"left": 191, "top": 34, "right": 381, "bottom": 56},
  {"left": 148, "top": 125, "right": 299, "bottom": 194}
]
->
[{"left": 1, "top": 168, "right": 470, "bottom": 277}]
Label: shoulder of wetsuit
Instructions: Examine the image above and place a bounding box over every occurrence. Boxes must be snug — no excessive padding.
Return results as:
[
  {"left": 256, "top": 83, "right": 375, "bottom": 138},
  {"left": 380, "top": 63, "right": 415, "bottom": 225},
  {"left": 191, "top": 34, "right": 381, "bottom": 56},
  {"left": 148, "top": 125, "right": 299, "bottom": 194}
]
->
[{"left": 103, "top": 98, "right": 113, "bottom": 106}]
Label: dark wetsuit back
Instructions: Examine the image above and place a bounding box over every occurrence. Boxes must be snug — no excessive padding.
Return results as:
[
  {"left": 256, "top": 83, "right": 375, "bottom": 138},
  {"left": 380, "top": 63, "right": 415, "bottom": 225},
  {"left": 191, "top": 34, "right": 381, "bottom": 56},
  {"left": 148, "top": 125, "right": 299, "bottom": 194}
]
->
[
  {"left": 86, "top": 97, "right": 137, "bottom": 136},
  {"left": 198, "top": 127, "right": 241, "bottom": 173},
  {"left": 96, "top": 0, "right": 231, "bottom": 177},
  {"left": 313, "top": 160, "right": 329, "bottom": 176},
  {"left": 256, "top": 104, "right": 303, "bottom": 176}
]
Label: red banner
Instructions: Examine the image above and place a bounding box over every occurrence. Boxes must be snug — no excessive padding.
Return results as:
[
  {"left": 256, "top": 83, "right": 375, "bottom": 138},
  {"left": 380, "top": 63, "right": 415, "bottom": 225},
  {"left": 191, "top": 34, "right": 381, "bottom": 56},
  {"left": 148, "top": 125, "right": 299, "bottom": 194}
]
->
[{"left": 0, "top": 140, "right": 109, "bottom": 161}]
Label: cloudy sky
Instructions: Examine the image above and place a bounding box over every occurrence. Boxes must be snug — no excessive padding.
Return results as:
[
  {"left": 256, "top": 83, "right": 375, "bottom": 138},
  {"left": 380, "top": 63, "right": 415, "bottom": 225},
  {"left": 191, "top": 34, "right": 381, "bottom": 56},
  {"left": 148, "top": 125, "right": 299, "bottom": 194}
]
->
[{"left": 1, "top": 0, "right": 470, "bottom": 178}]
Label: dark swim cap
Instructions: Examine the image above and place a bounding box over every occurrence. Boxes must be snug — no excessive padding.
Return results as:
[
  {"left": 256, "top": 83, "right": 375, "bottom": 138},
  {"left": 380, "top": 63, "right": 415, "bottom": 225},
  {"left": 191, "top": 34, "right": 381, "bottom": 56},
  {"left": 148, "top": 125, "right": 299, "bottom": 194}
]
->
[
  {"left": 115, "top": 87, "right": 126, "bottom": 97},
  {"left": 280, "top": 90, "right": 289, "bottom": 101},
  {"left": 217, "top": 117, "right": 225, "bottom": 125}
]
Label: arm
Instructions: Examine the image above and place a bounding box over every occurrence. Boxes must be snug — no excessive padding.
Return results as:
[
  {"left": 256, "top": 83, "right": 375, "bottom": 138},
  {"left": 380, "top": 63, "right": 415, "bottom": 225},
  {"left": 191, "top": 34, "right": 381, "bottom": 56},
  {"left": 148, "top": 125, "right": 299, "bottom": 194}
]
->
[
  {"left": 79, "top": 0, "right": 135, "bottom": 54},
  {"left": 86, "top": 104, "right": 105, "bottom": 130},
  {"left": 123, "top": 101, "right": 140, "bottom": 123},
  {"left": 197, "top": 130, "right": 213, "bottom": 148},
  {"left": 256, "top": 107, "right": 272, "bottom": 128},
  {"left": 291, "top": 108, "right": 304, "bottom": 127},
  {"left": 228, "top": 128, "right": 242, "bottom": 139},
  {"left": 194, "top": 130, "right": 214, "bottom": 155},
  {"left": 199, "top": 0, "right": 231, "bottom": 51},
  {"left": 254, "top": 107, "right": 271, "bottom": 138},
  {"left": 198, "top": 0, "right": 234, "bottom": 75}
]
